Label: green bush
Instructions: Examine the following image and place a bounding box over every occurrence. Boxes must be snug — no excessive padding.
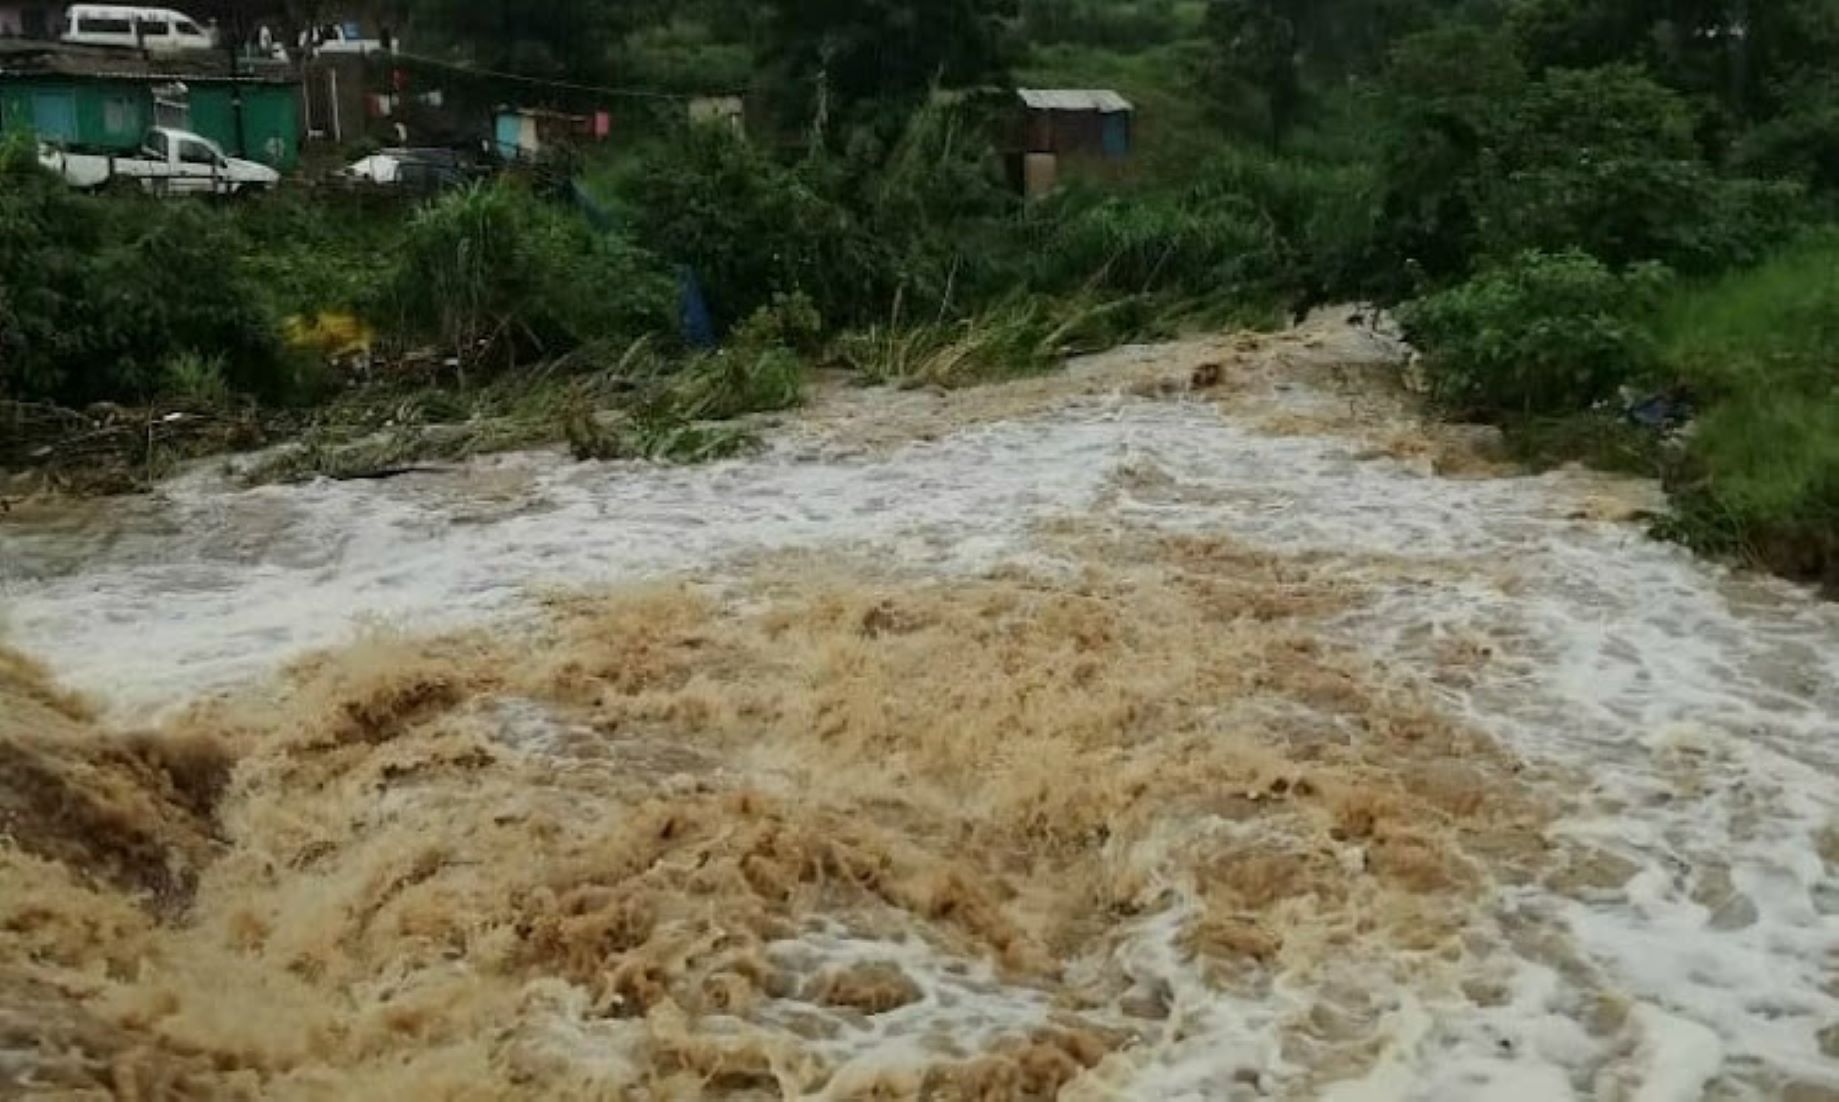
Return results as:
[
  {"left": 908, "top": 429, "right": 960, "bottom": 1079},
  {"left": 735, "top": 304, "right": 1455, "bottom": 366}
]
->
[
  {"left": 0, "top": 136, "right": 284, "bottom": 407},
  {"left": 1400, "top": 249, "right": 1671, "bottom": 416},
  {"left": 160, "top": 351, "right": 233, "bottom": 409},
  {"left": 857, "top": 101, "right": 1024, "bottom": 318},
  {"left": 1032, "top": 185, "right": 1292, "bottom": 303},
  {"left": 620, "top": 126, "right": 887, "bottom": 332},
  {"left": 382, "top": 180, "right": 672, "bottom": 372},
  {"left": 232, "top": 193, "right": 400, "bottom": 320}
]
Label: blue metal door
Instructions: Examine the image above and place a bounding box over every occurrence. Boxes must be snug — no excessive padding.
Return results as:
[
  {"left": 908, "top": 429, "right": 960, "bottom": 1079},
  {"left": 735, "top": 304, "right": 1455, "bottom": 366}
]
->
[
  {"left": 1101, "top": 113, "right": 1129, "bottom": 158},
  {"left": 494, "top": 113, "right": 521, "bottom": 160}
]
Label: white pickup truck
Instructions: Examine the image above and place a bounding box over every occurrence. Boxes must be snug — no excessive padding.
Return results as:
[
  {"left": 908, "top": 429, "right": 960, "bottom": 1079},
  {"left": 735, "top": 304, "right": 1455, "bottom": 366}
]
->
[{"left": 38, "top": 127, "right": 281, "bottom": 196}]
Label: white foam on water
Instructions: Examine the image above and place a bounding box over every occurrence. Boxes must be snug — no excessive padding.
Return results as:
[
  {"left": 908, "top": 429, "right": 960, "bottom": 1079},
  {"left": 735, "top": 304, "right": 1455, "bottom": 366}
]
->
[
  {"left": 759, "top": 921, "right": 1064, "bottom": 1097},
  {"left": 3, "top": 353, "right": 1836, "bottom": 1097},
  {"left": 1, "top": 408, "right": 1163, "bottom": 710},
  {"left": 1087, "top": 412, "right": 1839, "bottom": 1097}
]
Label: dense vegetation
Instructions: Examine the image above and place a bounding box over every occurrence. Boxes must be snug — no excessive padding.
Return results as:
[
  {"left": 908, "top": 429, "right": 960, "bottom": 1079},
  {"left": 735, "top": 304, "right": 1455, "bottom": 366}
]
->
[{"left": 3, "top": 0, "right": 1837, "bottom": 583}]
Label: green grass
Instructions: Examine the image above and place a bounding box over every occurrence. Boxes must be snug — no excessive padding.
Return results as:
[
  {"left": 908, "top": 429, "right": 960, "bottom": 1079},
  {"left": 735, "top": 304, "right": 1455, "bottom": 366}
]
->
[
  {"left": 1653, "top": 231, "right": 1839, "bottom": 585},
  {"left": 1658, "top": 230, "right": 1839, "bottom": 399},
  {"left": 831, "top": 295, "right": 1147, "bottom": 388}
]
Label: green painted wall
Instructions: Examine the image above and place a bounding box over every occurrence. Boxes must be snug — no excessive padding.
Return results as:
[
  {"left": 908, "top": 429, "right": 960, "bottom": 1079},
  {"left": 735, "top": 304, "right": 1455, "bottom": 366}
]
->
[
  {"left": 243, "top": 86, "right": 299, "bottom": 169},
  {"left": 0, "top": 79, "right": 151, "bottom": 151},
  {"left": 186, "top": 85, "right": 236, "bottom": 153},
  {"left": 0, "top": 77, "right": 299, "bottom": 170}
]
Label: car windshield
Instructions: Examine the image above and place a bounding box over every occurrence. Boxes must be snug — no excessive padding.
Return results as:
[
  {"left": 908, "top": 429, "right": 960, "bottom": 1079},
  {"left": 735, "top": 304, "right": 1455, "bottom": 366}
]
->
[
  {"left": 175, "top": 20, "right": 199, "bottom": 34},
  {"left": 179, "top": 139, "right": 220, "bottom": 166}
]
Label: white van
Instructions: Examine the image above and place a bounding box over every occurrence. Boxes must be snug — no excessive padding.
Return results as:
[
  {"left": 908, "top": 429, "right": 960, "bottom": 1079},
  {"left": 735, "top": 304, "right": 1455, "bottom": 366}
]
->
[{"left": 61, "top": 5, "right": 215, "bottom": 52}]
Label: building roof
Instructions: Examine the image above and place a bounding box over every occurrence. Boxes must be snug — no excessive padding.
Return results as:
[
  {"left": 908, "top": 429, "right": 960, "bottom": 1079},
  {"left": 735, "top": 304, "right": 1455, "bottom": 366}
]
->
[
  {"left": 1016, "top": 88, "right": 1132, "bottom": 114},
  {"left": 0, "top": 39, "right": 295, "bottom": 83}
]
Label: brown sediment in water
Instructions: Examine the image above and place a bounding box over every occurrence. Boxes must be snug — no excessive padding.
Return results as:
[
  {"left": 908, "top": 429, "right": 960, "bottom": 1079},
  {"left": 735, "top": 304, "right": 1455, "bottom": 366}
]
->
[
  {"left": 0, "top": 649, "right": 230, "bottom": 906},
  {"left": 0, "top": 508, "right": 1554, "bottom": 1098}
]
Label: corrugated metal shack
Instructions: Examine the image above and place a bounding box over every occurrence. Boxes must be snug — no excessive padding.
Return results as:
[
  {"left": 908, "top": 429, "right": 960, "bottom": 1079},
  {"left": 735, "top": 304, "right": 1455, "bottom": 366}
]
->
[
  {"left": 1019, "top": 88, "right": 1132, "bottom": 157},
  {"left": 1015, "top": 87, "right": 1132, "bottom": 197}
]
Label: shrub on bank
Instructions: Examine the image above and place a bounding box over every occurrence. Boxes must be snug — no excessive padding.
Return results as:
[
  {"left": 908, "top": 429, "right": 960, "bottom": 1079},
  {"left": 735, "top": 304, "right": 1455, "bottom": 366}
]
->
[
  {"left": 620, "top": 127, "right": 884, "bottom": 333},
  {"left": 1400, "top": 249, "right": 1670, "bottom": 417},
  {"left": 382, "top": 180, "right": 672, "bottom": 373}
]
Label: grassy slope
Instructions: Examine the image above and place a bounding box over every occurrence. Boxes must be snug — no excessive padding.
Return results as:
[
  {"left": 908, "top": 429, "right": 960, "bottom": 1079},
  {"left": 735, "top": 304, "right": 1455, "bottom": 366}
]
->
[{"left": 1656, "top": 232, "right": 1839, "bottom": 582}]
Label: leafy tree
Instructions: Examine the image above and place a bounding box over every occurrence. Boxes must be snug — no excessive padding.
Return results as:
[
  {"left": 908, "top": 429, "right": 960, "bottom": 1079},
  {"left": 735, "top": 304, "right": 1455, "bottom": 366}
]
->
[
  {"left": 620, "top": 127, "right": 888, "bottom": 330},
  {"left": 1204, "top": 0, "right": 1303, "bottom": 148},
  {"left": 1476, "top": 65, "right": 1794, "bottom": 271},
  {"left": 1734, "top": 77, "right": 1839, "bottom": 192},
  {"left": 755, "top": 0, "right": 1018, "bottom": 134},
  {"left": 1366, "top": 22, "right": 1527, "bottom": 285},
  {"left": 406, "top": 0, "right": 648, "bottom": 76},
  {"left": 1506, "top": 0, "right": 1839, "bottom": 123},
  {"left": 1020, "top": 0, "right": 1187, "bottom": 52}
]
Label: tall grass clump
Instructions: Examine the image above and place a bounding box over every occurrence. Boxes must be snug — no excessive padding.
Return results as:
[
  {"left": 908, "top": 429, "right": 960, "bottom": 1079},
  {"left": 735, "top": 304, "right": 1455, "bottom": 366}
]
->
[
  {"left": 1030, "top": 149, "right": 1354, "bottom": 311},
  {"left": 857, "top": 100, "right": 1025, "bottom": 319},
  {"left": 383, "top": 179, "right": 672, "bottom": 374},
  {"left": 835, "top": 295, "right": 1134, "bottom": 388},
  {"left": 666, "top": 292, "right": 818, "bottom": 419}
]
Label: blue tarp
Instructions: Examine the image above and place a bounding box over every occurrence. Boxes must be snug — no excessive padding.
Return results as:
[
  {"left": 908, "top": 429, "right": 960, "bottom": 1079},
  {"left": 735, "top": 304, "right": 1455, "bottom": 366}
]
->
[
  {"left": 678, "top": 267, "right": 717, "bottom": 349},
  {"left": 566, "top": 180, "right": 716, "bottom": 348}
]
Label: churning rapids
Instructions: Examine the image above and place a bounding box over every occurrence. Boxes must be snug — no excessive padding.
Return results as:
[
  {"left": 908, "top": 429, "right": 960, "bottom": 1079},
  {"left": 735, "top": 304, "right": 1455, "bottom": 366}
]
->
[{"left": 1, "top": 313, "right": 1835, "bottom": 1101}]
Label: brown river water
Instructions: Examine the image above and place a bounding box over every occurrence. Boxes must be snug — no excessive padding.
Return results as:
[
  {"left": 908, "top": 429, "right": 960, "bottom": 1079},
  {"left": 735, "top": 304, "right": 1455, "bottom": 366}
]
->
[{"left": 2, "top": 313, "right": 1835, "bottom": 1100}]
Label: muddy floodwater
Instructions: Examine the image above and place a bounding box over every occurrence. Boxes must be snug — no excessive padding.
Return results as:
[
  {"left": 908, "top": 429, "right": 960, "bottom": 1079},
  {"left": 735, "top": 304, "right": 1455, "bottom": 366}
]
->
[{"left": 2, "top": 314, "right": 1836, "bottom": 1100}]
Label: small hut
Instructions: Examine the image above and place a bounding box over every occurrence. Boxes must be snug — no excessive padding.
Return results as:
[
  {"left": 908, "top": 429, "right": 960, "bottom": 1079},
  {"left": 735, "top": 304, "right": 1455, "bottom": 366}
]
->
[
  {"left": 492, "top": 105, "right": 603, "bottom": 162},
  {"left": 1014, "top": 87, "right": 1132, "bottom": 197}
]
